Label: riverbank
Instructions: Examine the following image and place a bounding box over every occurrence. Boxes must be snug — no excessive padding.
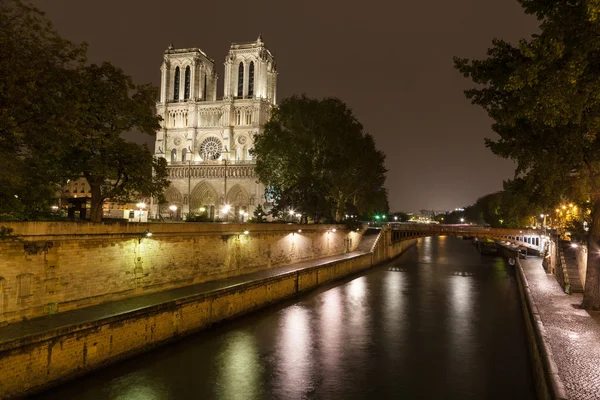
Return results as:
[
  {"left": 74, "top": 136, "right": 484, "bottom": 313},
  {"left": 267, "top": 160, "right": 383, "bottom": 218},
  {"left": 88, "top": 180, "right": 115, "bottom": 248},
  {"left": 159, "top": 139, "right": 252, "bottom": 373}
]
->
[
  {"left": 0, "top": 237, "right": 417, "bottom": 399},
  {"left": 517, "top": 256, "right": 600, "bottom": 400}
]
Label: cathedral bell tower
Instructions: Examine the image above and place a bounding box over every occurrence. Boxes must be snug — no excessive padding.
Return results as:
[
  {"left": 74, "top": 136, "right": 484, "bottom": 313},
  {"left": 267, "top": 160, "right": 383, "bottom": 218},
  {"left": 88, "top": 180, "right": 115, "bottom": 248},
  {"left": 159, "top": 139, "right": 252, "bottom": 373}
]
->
[{"left": 223, "top": 35, "right": 277, "bottom": 104}]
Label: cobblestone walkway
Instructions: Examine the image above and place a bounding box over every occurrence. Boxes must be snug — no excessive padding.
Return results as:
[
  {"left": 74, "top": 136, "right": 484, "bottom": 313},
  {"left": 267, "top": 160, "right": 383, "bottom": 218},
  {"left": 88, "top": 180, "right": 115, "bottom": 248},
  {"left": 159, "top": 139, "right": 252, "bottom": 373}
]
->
[{"left": 521, "top": 258, "right": 600, "bottom": 400}]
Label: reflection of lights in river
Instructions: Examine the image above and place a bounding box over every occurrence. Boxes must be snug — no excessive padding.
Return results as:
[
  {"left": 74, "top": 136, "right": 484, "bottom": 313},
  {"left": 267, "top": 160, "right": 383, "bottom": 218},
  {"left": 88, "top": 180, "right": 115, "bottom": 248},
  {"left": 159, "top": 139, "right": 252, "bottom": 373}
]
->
[
  {"left": 449, "top": 275, "right": 473, "bottom": 321},
  {"left": 273, "top": 305, "right": 313, "bottom": 399},
  {"left": 108, "top": 373, "right": 171, "bottom": 400},
  {"left": 320, "top": 288, "right": 343, "bottom": 378},
  {"left": 215, "top": 331, "right": 262, "bottom": 400},
  {"left": 348, "top": 276, "right": 366, "bottom": 300}
]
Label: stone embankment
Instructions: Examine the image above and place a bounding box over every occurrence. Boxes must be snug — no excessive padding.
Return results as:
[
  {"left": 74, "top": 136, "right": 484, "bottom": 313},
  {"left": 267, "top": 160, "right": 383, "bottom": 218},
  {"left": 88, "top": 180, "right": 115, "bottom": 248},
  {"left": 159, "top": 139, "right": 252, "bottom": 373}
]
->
[
  {"left": 496, "top": 241, "right": 600, "bottom": 400},
  {"left": 0, "top": 223, "right": 416, "bottom": 399}
]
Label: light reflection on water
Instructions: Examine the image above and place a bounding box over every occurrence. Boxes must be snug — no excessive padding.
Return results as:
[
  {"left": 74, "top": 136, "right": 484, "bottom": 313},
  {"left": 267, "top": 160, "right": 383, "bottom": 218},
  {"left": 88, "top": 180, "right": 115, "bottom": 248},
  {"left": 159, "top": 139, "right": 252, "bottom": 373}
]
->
[
  {"left": 272, "top": 305, "right": 314, "bottom": 399},
  {"left": 33, "top": 237, "right": 535, "bottom": 400},
  {"left": 214, "top": 331, "right": 262, "bottom": 400},
  {"left": 108, "top": 374, "right": 171, "bottom": 400}
]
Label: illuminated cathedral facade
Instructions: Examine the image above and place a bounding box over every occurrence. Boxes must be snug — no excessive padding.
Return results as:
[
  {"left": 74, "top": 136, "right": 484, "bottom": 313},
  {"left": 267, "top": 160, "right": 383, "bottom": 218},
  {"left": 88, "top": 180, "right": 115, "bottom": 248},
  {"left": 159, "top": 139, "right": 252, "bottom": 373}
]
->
[{"left": 153, "top": 36, "right": 277, "bottom": 220}]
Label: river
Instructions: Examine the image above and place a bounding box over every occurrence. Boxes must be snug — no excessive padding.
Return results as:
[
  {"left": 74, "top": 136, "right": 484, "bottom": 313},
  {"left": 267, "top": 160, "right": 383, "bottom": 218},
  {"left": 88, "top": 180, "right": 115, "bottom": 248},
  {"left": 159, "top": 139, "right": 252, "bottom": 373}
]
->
[{"left": 33, "top": 236, "right": 535, "bottom": 399}]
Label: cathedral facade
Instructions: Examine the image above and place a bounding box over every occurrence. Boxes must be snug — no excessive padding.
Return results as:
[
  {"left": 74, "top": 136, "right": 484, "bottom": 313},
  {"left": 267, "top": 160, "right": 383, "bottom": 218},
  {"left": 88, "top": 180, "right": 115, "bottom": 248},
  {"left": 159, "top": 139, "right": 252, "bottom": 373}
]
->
[{"left": 153, "top": 36, "right": 277, "bottom": 220}]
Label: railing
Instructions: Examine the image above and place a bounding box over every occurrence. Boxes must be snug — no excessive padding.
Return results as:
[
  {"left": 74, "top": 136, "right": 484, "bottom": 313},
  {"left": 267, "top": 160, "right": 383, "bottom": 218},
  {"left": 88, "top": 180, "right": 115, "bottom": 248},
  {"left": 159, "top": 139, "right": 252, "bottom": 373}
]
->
[
  {"left": 556, "top": 242, "right": 570, "bottom": 292},
  {"left": 167, "top": 164, "right": 256, "bottom": 179},
  {"left": 168, "top": 160, "right": 256, "bottom": 166},
  {"left": 384, "top": 223, "right": 547, "bottom": 253}
]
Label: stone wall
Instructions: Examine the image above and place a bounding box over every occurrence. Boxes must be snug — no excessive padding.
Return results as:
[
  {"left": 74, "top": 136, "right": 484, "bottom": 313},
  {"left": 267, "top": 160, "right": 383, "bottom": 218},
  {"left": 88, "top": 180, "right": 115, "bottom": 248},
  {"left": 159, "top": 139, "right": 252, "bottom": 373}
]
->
[
  {"left": 0, "top": 253, "right": 372, "bottom": 399},
  {"left": 0, "top": 222, "right": 363, "bottom": 325}
]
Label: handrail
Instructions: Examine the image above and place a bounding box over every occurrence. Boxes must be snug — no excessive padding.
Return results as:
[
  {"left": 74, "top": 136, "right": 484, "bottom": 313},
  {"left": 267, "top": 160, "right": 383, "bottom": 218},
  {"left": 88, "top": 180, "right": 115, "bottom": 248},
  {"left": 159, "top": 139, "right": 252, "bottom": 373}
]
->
[
  {"left": 557, "top": 242, "right": 570, "bottom": 291},
  {"left": 370, "top": 230, "right": 383, "bottom": 253}
]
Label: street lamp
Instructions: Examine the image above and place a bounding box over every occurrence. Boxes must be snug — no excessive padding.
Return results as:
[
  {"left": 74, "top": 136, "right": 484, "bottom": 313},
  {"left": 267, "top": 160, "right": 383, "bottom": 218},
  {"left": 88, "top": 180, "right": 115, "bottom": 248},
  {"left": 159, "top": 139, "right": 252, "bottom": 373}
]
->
[
  {"left": 136, "top": 202, "right": 146, "bottom": 223},
  {"left": 460, "top": 217, "right": 465, "bottom": 223},
  {"left": 169, "top": 205, "right": 177, "bottom": 220},
  {"left": 222, "top": 204, "right": 231, "bottom": 221}
]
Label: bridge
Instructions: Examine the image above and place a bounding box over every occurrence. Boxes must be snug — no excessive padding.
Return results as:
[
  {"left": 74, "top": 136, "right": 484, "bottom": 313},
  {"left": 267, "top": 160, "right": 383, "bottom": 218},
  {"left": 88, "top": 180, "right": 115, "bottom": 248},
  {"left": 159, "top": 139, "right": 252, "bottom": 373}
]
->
[{"left": 375, "top": 223, "right": 549, "bottom": 255}]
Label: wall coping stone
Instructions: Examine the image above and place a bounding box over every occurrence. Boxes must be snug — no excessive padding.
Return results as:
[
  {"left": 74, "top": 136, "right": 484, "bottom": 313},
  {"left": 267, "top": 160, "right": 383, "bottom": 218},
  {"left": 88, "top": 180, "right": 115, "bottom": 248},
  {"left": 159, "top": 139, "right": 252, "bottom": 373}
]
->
[{"left": 0, "top": 221, "right": 347, "bottom": 237}]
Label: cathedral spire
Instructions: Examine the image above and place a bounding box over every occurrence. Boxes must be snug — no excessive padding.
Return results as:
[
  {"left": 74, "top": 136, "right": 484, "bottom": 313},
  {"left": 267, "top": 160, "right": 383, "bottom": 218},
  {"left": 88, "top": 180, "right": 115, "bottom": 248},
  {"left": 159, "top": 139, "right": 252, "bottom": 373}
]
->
[{"left": 257, "top": 34, "right": 263, "bottom": 44}]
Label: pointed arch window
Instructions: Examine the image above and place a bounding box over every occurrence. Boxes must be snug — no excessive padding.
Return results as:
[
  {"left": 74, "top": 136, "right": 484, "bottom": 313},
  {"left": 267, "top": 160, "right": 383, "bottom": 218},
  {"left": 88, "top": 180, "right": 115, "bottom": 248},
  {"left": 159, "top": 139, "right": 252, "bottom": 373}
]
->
[
  {"left": 174, "top": 67, "right": 180, "bottom": 100},
  {"left": 184, "top": 66, "right": 190, "bottom": 100},
  {"left": 182, "top": 148, "right": 187, "bottom": 162},
  {"left": 237, "top": 62, "right": 244, "bottom": 98},
  {"left": 248, "top": 61, "right": 255, "bottom": 98},
  {"left": 171, "top": 148, "right": 177, "bottom": 163},
  {"left": 203, "top": 74, "right": 207, "bottom": 100}
]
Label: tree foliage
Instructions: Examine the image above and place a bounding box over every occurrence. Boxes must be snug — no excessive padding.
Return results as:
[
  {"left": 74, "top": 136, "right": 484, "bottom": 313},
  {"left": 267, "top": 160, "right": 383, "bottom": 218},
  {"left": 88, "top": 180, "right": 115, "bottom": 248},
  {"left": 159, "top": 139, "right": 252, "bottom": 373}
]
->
[
  {"left": 0, "top": 0, "right": 86, "bottom": 217},
  {"left": 0, "top": 0, "right": 168, "bottom": 221},
  {"left": 253, "top": 95, "right": 388, "bottom": 222},
  {"left": 59, "top": 62, "right": 168, "bottom": 222},
  {"left": 454, "top": 0, "right": 600, "bottom": 308}
]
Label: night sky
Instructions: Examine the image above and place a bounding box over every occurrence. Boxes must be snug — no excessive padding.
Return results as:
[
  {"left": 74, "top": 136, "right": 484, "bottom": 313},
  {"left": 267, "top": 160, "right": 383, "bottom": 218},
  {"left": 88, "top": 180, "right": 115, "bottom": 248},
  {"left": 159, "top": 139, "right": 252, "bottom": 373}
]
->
[{"left": 31, "top": 0, "right": 538, "bottom": 213}]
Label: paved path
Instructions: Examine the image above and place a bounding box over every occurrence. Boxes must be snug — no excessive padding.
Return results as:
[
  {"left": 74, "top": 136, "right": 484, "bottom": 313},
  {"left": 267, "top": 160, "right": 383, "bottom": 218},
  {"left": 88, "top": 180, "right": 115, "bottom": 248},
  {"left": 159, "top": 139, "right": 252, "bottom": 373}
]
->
[
  {"left": 0, "top": 251, "right": 367, "bottom": 346},
  {"left": 521, "top": 257, "right": 600, "bottom": 400}
]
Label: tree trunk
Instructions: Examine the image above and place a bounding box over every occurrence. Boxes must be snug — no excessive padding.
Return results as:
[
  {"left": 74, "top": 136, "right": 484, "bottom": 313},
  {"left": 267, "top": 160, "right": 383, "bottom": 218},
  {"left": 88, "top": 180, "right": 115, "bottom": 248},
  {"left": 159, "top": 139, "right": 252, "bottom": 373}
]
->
[
  {"left": 583, "top": 194, "right": 600, "bottom": 310},
  {"left": 89, "top": 183, "right": 104, "bottom": 223},
  {"left": 335, "top": 194, "right": 344, "bottom": 222}
]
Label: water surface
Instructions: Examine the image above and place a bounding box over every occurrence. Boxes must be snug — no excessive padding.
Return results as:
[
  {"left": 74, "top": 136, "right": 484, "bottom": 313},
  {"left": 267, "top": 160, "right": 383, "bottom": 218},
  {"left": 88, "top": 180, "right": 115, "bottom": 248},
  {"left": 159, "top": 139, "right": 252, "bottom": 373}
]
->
[{"left": 34, "top": 236, "right": 535, "bottom": 399}]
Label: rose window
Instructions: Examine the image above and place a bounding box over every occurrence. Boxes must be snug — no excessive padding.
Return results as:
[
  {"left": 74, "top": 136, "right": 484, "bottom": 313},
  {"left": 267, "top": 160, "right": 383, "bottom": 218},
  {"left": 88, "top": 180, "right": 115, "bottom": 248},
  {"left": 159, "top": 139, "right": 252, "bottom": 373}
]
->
[{"left": 200, "top": 137, "right": 222, "bottom": 160}]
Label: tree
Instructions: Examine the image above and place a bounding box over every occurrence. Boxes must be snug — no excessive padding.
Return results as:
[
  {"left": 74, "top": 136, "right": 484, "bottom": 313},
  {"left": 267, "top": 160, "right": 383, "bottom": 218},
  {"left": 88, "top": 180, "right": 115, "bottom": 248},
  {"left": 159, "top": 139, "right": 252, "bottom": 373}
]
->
[
  {"left": 0, "top": 0, "right": 86, "bottom": 217},
  {"left": 253, "top": 95, "right": 388, "bottom": 222},
  {"left": 0, "top": 1, "right": 168, "bottom": 222},
  {"left": 59, "top": 62, "right": 168, "bottom": 222},
  {"left": 251, "top": 204, "right": 267, "bottom": 223},
  {"left": 455, "top": 0, "right": 600, "bottom": 308}
]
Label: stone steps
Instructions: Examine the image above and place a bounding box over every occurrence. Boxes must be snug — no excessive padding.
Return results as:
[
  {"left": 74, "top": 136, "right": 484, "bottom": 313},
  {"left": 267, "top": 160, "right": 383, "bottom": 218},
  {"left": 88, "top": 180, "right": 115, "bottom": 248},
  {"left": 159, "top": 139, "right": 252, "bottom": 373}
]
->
[{"left": 560, "top": 241, "right": 584, "bottom": 293}]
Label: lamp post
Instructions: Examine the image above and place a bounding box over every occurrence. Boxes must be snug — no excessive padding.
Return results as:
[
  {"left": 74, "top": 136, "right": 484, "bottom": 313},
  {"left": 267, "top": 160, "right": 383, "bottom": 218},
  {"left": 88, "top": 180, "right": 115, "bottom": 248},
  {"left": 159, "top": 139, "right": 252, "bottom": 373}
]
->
[
  {"left": 169, "top": 205, "right": 178, "bottom": 220},
  {"left": 136, "top": 202, "right": 146, "bottom": 223}
]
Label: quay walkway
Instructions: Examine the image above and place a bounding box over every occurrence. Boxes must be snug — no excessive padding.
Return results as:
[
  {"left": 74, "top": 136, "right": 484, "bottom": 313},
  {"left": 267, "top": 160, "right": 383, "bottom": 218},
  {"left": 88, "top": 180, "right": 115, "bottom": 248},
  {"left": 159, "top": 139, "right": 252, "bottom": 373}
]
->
[
  {"left": 520, "top": 257, "right": 600, "bottom": 399},
  {"left": 0, "top": 252, "right": 365, "bottom": 347}
]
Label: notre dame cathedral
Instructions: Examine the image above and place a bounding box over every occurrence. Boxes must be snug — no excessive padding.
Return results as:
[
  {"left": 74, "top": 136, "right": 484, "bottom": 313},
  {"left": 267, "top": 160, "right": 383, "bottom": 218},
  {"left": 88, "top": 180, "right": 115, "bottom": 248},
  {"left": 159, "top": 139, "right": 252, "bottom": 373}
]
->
[{"left": 153, "top": 35, "right": 277, "bottom": 220}]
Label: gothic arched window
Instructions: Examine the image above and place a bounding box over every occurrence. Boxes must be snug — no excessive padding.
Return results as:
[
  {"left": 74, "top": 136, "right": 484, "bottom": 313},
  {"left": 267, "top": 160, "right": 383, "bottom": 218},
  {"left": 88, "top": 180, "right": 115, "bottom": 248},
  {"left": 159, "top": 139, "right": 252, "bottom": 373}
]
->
[
  {"left": 174, "top": 67, "right": 180, "bottom": 100},
  {"left": 182, "top": 148, "right": 187, "bottom": 162},
  {"left": 237, "top": 62, "right": 244, "bottom": 98},
  {"left": 203, "top": 74, "right": 207, "bottom": 100},
  {"left": 184, "top": 66, "right": 190, "bottom": 100},
  {"left": 171, "top": 148, "right": 177, "bottom": 163},
  {"left": 248, "top": 61, "right": 255, "bottom": 98}
]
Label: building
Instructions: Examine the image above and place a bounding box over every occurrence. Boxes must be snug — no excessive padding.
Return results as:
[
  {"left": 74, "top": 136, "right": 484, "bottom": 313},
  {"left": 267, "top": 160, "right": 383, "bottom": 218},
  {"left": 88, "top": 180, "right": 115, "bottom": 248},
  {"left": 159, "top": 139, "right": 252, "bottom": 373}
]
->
[
  {"left": 58, "top": 177, "right": 146, "bottom": 220},
  {"left": 153, "top": 35, "right": 277, "bottom": 221}
]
